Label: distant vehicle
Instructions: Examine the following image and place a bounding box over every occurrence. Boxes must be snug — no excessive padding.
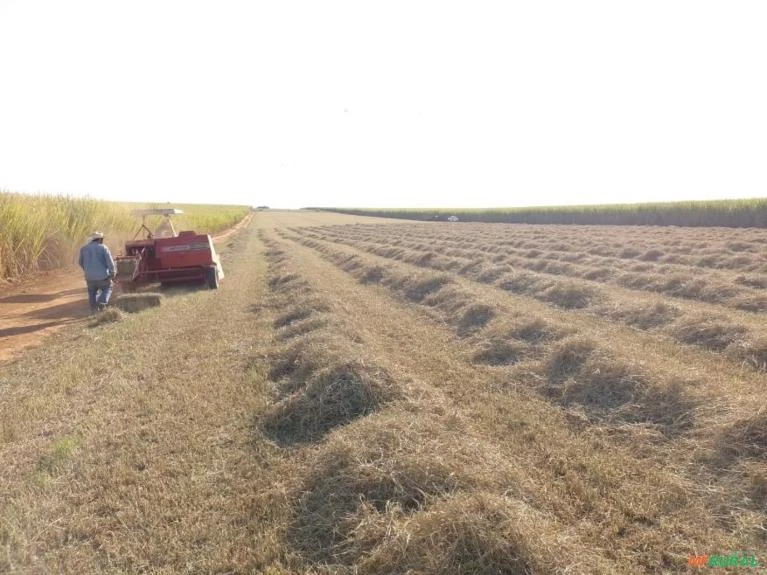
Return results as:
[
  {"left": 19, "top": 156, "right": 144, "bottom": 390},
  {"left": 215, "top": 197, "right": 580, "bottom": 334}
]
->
[
  {"left": 256, "top": 206, "right": 270, "bottom": 210},
  {"left": 447, "top": 215, "right": 460, "bottom": 222}
]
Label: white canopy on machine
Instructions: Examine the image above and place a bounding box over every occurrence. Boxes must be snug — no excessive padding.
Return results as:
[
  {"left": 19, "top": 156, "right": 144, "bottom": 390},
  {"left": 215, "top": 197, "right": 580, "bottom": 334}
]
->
[
  {"left": 131, "top": 208, "right": 184, "bottom": 217},
  {"left": 130, "top": 208, "right": 185, "bottom": 238}
]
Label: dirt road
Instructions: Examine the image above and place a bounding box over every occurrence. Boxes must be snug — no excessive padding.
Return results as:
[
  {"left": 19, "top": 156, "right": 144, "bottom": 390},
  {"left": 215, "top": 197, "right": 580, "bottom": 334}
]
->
[{"left": 0, "top": 271, "right": 91, "bottom": 362}]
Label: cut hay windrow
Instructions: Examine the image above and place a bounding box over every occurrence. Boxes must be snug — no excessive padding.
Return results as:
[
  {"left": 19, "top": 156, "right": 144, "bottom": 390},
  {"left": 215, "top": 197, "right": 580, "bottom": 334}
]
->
[
  {"left": 290, "top": 224, "right": 767, "bottom": 372},
  {"left": 261, "top": 238, "right": 405, "bottom": 445},
  {"left": 261, "top": 226, "right": 767, "bottom": 573},
  {"left": 1, "top": 212, "right": 747, "bottom": 573},
  {"left": 19, "top": 213, "right": 757, "bottom": 572},
  {"left": 299, "top": 222, "right": 767, "bottom": 314},
  {"left": 285, "top": 414, "right": 560, "bottom": 570},
  {"left": 259, "top": 234, "right": 629, "bottom": 572},
  {"left": 262, "top": 359, "right": 401, "bottom": 444},
  {"left": 285, "top": 228, "right": 706, "bottom": 436}
]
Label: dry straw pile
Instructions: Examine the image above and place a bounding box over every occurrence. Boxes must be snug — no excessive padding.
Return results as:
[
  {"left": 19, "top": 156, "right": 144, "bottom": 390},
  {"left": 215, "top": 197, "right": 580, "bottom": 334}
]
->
[{"left": 111, "top": 293, "right": 163, "bottom": 313}]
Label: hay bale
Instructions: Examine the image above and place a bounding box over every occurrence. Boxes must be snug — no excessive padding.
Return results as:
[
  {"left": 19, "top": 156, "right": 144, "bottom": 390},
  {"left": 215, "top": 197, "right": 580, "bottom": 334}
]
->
[
  {"left": 115, "top": 258, "right": 139, "bottom": 279},
  {"left": 112, "top": 293, "right": 163, "bottom": 313}
]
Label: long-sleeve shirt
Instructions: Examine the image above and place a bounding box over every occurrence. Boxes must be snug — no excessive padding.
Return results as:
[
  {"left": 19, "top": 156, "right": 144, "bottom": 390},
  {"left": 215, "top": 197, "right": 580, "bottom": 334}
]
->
[{"left": 78, "top": 241, "right": 116, "bottom": 281}]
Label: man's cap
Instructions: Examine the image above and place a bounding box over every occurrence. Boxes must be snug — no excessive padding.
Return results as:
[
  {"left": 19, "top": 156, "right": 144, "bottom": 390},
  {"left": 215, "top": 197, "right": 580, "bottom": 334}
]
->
[{"left": 90, "top": 231, "right": 105, "bottom": 240}]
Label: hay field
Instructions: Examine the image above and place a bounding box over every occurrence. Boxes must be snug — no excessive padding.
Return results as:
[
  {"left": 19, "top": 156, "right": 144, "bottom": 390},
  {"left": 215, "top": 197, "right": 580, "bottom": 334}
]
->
[{"left": 2, "top": 212, "right": 766, "bottom": 573}]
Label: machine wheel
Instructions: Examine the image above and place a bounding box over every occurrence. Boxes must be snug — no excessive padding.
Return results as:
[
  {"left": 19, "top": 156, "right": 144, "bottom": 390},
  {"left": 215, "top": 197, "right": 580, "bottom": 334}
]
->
[{"left": 205, "top": 265, "right": 220, "bottom": 290}]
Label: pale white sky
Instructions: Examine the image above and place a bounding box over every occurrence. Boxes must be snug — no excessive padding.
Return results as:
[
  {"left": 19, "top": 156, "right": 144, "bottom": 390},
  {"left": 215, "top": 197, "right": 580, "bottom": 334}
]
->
[{"left": 0, "top": 1, "right": 765, "bottom": 209}]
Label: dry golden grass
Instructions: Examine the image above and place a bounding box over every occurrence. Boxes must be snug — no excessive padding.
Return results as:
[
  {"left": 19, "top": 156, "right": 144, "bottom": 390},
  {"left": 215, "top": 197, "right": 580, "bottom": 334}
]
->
[
  {"left": 301, "top": 223, "right": 767, "bottom": 370},
  {"left": 1, "top": 219, "right": 277, "bottom": 572},
  {"left": 270, "top": 227, "right": 744, "bottom": 572},
  {"left": 3, "top": 212, "right": 767, "bottom": 573},
  {"left": 269, "top": 220, "right": 767, "bottom": 570},
  {"left": 307, "top": 222, "right": 767, "bottom": 312}
]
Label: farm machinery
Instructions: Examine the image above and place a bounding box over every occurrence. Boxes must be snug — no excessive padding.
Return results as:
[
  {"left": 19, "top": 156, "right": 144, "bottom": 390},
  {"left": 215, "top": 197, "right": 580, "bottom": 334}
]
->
[{"left": 115, "top": 209, "right": 224, "bottom": 290}]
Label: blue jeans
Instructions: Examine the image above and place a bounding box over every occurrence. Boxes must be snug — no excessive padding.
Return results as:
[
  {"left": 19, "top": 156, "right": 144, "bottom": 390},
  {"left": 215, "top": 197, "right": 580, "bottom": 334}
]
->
[{"left": 86, "top": 278, "right": 113, "bottom": 311}]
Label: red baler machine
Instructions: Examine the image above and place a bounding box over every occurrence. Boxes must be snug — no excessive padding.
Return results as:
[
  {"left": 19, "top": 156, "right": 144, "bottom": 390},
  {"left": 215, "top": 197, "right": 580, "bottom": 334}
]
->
[{"left": 115, "top": 209, "right": 224, "bottom": 290}]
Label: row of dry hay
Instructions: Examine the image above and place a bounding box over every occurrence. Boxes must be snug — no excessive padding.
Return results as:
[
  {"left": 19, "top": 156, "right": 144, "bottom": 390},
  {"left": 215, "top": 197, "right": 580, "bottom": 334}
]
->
[
  {"left": 257, "top": 233, "right": 605, "bottom": 573},
  {"left": 332, "top": 222, "right": 767, "bottom": 270},
  {"left": 312, "top": 223, "right": 767, "bottom": 310},
  {"left": 295, "top": 225, "right": 767, "bottom": 372},
  {"left": 258, "top": 224, "right": 767, "bottom": 573},
  {"left": 274, "top": 224, "right": 767, "bottom": 569},
  {"left": 320, "top": 231, "right": 767, "bottom": 312},
  {"left": 285, "top": 229, "right": 699, "bottom": 431}
]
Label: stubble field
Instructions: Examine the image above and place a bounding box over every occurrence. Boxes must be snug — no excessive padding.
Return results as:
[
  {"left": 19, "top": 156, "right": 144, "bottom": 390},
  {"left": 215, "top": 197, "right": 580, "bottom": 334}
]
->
[{"left": 2, "top": 211, "right": 766, "bottom": 573}]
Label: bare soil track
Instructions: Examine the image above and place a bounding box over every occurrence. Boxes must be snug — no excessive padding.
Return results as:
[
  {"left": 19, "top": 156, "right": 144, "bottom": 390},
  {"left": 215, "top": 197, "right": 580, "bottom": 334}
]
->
[{"left": 2, "top": 212, "right": 766, "bottom": 574}]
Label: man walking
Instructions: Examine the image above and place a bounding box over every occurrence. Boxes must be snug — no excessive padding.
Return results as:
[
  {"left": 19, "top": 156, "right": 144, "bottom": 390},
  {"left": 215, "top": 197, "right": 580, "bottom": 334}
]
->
[{"left": 78, "top": 232, "right": 116, "bottom": 312}]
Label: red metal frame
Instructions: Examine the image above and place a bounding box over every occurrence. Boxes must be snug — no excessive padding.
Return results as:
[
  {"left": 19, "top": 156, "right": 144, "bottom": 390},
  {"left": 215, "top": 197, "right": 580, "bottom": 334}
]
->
[{"left": 116, "top": 230, "right": 219, "bottom": 287}]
